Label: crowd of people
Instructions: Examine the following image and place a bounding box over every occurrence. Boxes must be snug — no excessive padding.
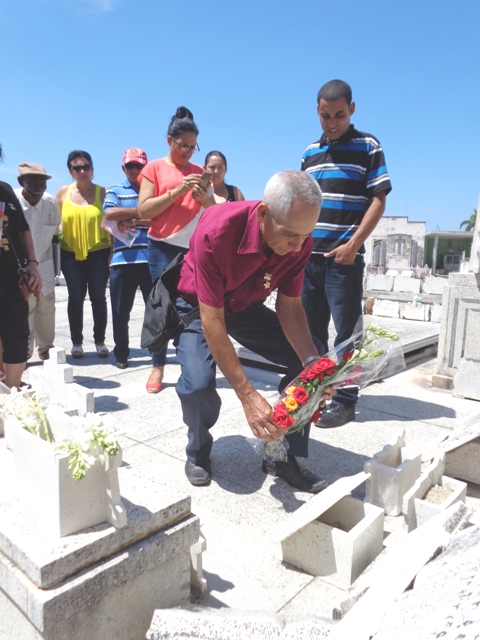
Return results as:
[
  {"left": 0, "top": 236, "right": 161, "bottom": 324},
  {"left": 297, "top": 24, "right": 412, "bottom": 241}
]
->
[{"left": 0, "top": 80, "right": 391, "bottom": 492}]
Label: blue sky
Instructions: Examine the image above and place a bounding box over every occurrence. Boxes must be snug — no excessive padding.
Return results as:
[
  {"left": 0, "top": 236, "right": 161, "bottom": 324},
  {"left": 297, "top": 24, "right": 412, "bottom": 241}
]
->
[{"left": 1, "top": 0, "right": 479, "bottom": 231}]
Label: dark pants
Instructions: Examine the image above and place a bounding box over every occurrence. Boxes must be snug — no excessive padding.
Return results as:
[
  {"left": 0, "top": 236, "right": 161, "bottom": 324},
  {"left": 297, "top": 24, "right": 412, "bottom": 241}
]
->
[
  {"left": 61, "top": 248, "right": 110, "bottom": 345},
  {"left": 175, "top": 298, "right": 312, "bottom": 466},
  {"left": 148, "top": 238, "right": 187, "bottom": 367},
  {"left": 109, "top": 262, "right": 152, "bottom": 361},
  {"left": 0, "top": 287, "right": 29, "bottom": 364},
  {"left": 302, "top": 254, "right": 365, "bottom": 407}
]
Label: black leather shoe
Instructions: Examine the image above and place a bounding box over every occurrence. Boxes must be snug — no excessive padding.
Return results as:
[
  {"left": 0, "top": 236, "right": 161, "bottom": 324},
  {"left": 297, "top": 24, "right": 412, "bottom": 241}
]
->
[
  {"left": 315, "top": 401, "right": 355, "bottom": 429},
  {"left": 262, "top": 455, "right": 327, "bottom": 493},
  {"left": 185, "top": 460, "right": 211, "bottom": 486},
  {"left": 114, "top": 360, "right": 128, "bottom": 370}
]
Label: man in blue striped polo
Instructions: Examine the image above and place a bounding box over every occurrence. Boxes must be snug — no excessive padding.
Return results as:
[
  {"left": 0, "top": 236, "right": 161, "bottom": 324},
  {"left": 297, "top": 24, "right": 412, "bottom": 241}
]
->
[
  {"left": 104, "top": 148, "right": 152, "bottom": 369},
  {"left": 301, "top": 80, "right": 392, "bottom": 428}
]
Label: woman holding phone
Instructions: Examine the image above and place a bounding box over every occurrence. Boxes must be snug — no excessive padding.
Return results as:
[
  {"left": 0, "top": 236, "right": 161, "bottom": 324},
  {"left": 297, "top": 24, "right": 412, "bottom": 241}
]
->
[
  {"left": 138, "top": 106, "right": 214, "bottom": 393},
  {"left": 204, "top": 150, "right": 245, "bottom": 204}
]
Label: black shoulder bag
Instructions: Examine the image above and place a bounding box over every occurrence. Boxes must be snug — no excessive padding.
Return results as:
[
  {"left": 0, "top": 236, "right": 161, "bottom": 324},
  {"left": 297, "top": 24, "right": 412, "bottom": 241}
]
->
[{"left": 141, "top": 253, "right": 199, "bottom": 354}]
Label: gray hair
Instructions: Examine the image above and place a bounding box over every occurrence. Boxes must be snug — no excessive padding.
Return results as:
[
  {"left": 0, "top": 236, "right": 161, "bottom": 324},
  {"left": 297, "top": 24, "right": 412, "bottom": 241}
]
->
[{"left": 263, "top": 170, "right": 322, "bottom": 222}]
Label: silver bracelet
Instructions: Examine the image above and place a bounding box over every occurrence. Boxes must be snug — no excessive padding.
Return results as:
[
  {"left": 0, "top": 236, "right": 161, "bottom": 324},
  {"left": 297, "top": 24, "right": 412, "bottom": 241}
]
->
[{"left": 302, "top": 355, "right": 319, "bottom": 368}]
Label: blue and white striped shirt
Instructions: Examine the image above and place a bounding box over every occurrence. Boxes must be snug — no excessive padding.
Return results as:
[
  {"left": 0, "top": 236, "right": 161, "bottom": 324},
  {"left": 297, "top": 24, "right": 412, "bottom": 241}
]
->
[
  {"left": 104, "top": 179, "right": 149, "bottom": 266},
  {"left": 301, "top": 125, "right": 392, "bottom": 254}
]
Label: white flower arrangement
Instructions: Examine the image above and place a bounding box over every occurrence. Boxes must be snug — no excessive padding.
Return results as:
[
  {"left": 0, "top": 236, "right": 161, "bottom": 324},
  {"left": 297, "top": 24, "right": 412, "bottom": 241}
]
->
[{"left": 0, "top": 388, "right": 119, "bottom": 480}]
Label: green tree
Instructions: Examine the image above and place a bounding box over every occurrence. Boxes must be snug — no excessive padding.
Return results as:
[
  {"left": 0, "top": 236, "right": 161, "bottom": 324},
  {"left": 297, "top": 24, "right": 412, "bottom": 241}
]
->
[{"left": 460, "top": 208, "right": 477, "bottom": 232}]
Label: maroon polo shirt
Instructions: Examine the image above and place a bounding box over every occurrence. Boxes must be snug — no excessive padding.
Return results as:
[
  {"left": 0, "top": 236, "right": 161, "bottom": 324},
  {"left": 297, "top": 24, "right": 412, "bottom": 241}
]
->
[{"left": 177, "top": 200, "right": 313, "bottom": 316}]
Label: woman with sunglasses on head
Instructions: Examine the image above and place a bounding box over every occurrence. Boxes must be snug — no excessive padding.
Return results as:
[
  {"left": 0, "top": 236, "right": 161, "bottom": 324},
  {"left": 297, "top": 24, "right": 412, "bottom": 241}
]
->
[
  {"left": 204, "top": 151, "right": 245, "bottom": 204},
  {"left": 56, "top": 151, "right": 111, "bottom": 359},
  {"left": 138, "top": 106, "right": 214, "bottom": 393}
]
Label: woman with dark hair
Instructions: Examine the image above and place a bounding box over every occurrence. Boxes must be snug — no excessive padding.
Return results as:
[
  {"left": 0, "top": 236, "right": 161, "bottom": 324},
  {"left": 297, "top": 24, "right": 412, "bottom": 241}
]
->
[
  {"left": 0, "top": 143, "right": 42, "bottom": 387},
  {"left": 138, "top": 106, "right": 214, "bottom": 393},
  {"left": 204, "top": 151, "right": 245, "bottom": 204},
  {"left": 56, "top": 150, "right": 110, "bottom": 359}
]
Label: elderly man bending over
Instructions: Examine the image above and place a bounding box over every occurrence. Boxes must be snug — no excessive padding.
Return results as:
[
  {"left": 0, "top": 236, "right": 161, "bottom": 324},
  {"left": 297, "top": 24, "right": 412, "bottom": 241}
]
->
[{"left": 173, "top": 170, "right": 332, "bottom": 492}]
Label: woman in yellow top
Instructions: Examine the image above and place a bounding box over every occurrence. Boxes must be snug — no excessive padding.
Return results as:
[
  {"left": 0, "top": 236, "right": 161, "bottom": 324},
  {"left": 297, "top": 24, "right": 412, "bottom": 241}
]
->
[{"left": 56, "top": 150, "right": 110, "bottom": 359}]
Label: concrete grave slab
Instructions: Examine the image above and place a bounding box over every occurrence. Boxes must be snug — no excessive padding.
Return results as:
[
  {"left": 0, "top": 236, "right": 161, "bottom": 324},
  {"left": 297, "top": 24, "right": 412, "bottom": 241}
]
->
[
  {"left": 372, "top": 299, "right": 400, "bottom": 318},
  {"left": 366, "top": 275, "right": 394, "bottom": 292},
  {"left": 400, "top": 301, "right": 430, "bottom": 321},
  {"left": 0, "top": 517, "right": 198, "bottom": 640},
  {"left": 393, "top": 277, "right": 421, "bottom": 293},
  {"left": 146, "top": 606, "right": 333, "bottom": 640},
  {"left": 422, "top": 275, "right": 448, "bottom": 295},
  {"left": 373, "top": 523, "right": 480, "bottom": 640}
]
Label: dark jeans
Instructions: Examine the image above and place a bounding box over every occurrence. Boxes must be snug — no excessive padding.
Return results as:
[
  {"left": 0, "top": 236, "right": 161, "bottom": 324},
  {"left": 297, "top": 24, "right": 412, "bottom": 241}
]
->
[
  {"left": 61, "top": 248, "right": 110, "bottom": 345},
  {"left": 174, "top": 298, "right": 312, "bottom": 466},
  {"left": 302, "top": 254, "right": 365, "bottom": 407},
  {"left": 148, "top": 238, "right": 187, "bottom": 367},
  {"left": 110, "top": 262, "right": 152, "bottom": 361}
]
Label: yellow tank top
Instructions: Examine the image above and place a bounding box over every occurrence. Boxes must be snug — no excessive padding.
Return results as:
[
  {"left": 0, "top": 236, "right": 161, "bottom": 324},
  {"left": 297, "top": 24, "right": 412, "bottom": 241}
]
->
[{"left": 60, "top": 184, "right": 110, "bottom": 260}]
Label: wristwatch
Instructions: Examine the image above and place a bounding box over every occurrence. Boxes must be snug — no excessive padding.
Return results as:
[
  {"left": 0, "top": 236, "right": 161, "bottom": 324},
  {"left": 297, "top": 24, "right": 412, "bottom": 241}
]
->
[
  {"left": 25, "top": 258, "right": 39, "bottom": 265},
  {"left": 302, "top": 355, "right": 319, "bottom": 368}
]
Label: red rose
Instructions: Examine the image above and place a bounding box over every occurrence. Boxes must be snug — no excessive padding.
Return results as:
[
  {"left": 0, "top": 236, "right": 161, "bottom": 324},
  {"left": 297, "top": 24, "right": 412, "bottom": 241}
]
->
[
  {"left": 310, "top": 358, "right": 337, "bottom": 377},
  {"left": 300, "top": 368, "right": 317, "bottom": 383},
  {"left": 292, "top": 386, "right": 310, "bottom": 405},
  {"left": 273, "top": 408, "right": 295, "bottom": 429},
  {"left": 343, "top": 351, "right": 354, "bottom": 362}
]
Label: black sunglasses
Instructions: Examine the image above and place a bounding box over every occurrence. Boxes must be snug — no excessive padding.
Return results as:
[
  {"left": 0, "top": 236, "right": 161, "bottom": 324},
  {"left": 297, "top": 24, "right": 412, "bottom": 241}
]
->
[
  {"left": 124, "top": 162, "right": 144, "bottom": 170},
  {"left": 71, "top": 163, "right": 92, "bottom": 172}
]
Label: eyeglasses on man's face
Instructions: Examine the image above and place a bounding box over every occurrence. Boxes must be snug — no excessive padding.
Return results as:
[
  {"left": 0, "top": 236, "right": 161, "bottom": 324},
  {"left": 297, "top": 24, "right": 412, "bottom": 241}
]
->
[
  {"left": 171, "top": 138, "right": 200, "bottom": 154},
  {"left": 71, "top": 163, "right": 92, "bottom": 172},
  {"left": 124, "top": 162, "right": 144, "bottom": 170}
]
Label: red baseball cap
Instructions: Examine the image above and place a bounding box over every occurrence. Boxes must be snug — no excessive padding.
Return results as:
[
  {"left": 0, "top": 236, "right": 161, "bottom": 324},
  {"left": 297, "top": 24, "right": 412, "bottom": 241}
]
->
[{"left": 123, "top": 148, "right": 147, "bottom": 165}]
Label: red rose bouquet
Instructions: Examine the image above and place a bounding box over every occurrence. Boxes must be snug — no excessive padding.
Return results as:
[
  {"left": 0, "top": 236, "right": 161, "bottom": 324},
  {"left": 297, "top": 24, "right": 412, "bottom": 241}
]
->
[{"left": 263, "top": 322, "right": 405, "bottom": 461}]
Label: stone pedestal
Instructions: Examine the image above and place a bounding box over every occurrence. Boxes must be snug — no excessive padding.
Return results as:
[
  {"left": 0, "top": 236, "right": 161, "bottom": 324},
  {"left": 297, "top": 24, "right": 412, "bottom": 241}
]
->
[
  {"left": 0, "top": 442, "right": 199, "bottom": 640},
  {"left": 402, "top": 455, "right": 467, "bottom": 532},
  {"left": 432, "top": 272, "right": 480, "bottom": 398},
  {"left": 4, "top": 412, "right": 126, "bottom": 537},
  {"left": 280, "top": 496, "right": 384, "bottom": 589},
  {"left": 364, "top": 431, "right": 422, "bottom": 516}
]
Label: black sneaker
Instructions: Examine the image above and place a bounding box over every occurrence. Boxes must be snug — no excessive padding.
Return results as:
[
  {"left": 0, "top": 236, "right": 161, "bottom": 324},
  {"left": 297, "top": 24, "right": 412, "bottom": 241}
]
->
[
  {"left": 262, "top": 455, "right": 327, "bottom": 493},
  {"left": 185, "top": 459, "right": 212, "bottom": 486},
  {"left": 315, "top": 401, "right": 355, "bottom": 429},
  {"left": 114, "top": 360, "right": 128, "bottom": 370}
]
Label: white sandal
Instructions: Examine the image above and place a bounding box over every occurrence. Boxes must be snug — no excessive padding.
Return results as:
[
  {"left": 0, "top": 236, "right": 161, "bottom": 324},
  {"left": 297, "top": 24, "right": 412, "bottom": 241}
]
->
[
  {"left": 96, "top": 344, "right": 109, "bottom": 358},
  {"left": 71, "top": 345, "right": 84, "bottom": 359}
]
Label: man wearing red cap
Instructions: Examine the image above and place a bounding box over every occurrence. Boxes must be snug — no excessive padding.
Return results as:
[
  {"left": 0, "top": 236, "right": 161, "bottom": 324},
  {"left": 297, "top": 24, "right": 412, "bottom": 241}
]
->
[
  {"left": 14, "top": 162, "right": 61, "bottom": 361},
  {"left": 104, "top": 148, "right": 151, "bottom": 368}
]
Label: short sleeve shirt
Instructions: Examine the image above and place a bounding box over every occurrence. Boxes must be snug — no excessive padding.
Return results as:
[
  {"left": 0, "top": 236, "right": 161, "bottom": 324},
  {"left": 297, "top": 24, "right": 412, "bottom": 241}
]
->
[
  {"left": 14, "top": 189, "right": 61, "bottom": 294},
  {"left": 0, "top": 181, "right": 30, "bottom": 287},
  {"left": 139, "top": 158, "right": 203, "bottom": 241},
  {"left": 177, "top": 200, "right": 313, "bottom": 316}
]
